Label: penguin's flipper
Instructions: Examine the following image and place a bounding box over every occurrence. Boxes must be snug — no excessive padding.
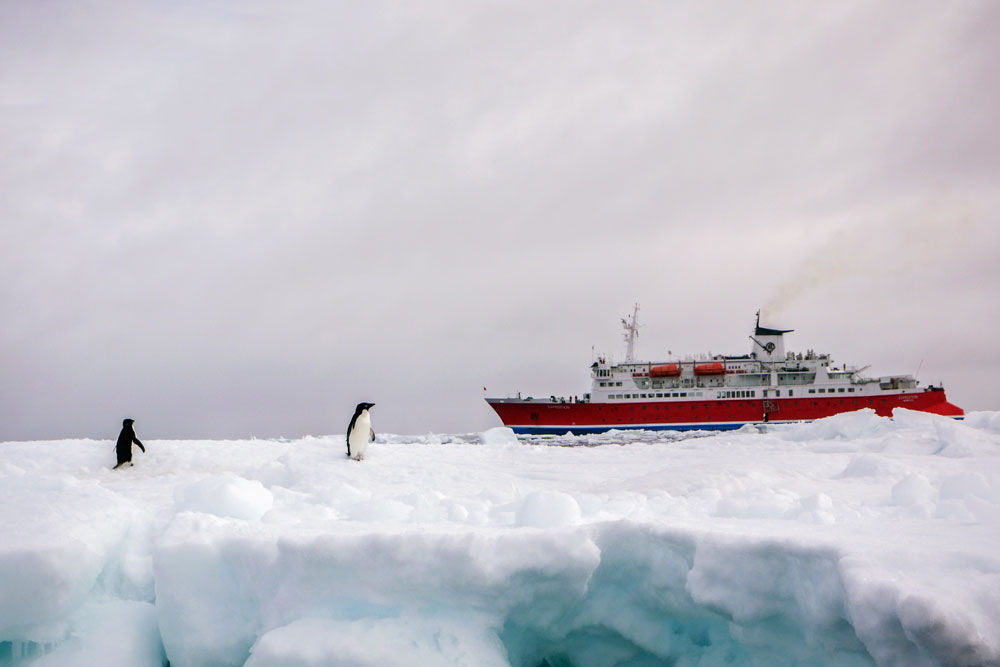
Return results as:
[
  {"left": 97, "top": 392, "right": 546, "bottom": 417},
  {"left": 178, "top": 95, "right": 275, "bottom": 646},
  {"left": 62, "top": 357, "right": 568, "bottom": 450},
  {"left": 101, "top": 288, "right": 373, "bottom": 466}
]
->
[{"left": 369, "top": 428, "right": 375, "bottom": 442}]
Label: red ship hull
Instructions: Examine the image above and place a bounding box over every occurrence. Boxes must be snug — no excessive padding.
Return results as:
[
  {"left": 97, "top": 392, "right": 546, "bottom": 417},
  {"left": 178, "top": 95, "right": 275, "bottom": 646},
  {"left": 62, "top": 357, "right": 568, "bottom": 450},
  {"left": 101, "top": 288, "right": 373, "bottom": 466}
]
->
[{"left": 487, "top": 389, "right": 964, "bottom": 435}]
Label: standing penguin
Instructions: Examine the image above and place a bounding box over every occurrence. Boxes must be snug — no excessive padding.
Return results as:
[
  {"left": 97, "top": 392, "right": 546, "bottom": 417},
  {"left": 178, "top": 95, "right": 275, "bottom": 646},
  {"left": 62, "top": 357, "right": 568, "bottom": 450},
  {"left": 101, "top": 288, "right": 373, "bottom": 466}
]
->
[
  {"left": 346, "top": 402, "right": 375, "bottom": 460},
  {"left": 113, "top": 418, "right": 145, "bottom": 469}
]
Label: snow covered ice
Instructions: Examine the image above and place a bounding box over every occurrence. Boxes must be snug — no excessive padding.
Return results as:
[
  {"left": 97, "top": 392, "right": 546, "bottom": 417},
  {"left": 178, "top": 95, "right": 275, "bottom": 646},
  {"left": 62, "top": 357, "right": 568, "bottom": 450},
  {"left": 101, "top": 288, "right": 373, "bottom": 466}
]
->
[{"left": 2, "top": 409, "right": 1000, "bottom": 666}]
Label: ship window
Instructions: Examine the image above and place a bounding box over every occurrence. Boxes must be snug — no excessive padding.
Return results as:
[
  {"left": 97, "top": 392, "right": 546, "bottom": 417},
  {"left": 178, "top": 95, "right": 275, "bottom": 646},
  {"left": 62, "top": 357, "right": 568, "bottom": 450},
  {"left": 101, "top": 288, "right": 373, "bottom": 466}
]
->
[
  {"left": 849, "top": 388, "right": 855, "bottom": 392},
  {"left": 789, "top": 390, "right": 793, "bottom": 396},
  {"left": 809, "top": 389, "right": 815, "bottom": 394},
  {"left": 819, "top": 388, "right": 826, "bottom": 393},
  {"left": 775, "top": 390, "right": 779, "bottom": 397},
  {"left": 838, "top": 388, "right": 845, "bottom": 393}
]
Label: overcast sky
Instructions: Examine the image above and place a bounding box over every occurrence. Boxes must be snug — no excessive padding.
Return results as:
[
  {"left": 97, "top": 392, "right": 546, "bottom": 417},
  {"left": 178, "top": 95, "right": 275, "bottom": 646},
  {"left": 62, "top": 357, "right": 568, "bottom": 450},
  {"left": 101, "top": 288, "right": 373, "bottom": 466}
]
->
[{"left": 2, "top": 1, "right": 998, "bottom": 440}]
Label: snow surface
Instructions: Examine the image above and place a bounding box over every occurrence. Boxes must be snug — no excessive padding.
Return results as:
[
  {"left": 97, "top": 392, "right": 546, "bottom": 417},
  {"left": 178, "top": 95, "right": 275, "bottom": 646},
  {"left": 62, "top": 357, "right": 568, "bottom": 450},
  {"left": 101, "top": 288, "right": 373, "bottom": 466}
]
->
[{"left": 1, "top": 408, "right": 999, "bottom": 666}]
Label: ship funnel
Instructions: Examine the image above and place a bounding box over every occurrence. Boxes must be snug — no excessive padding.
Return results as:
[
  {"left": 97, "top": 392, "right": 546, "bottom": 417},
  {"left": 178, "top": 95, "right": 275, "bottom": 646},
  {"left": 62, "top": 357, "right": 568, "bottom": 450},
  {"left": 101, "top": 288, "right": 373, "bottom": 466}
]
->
[{"left": 750, "top": 311, "right": 793, "bottom": 362}]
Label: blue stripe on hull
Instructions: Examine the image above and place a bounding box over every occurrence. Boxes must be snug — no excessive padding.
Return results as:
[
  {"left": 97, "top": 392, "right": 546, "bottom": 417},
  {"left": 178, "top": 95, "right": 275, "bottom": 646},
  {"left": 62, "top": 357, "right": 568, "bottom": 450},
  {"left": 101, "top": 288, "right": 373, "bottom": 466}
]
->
[
  {"left": 508, "top": 414, "right": 964, "bottom": 436},
  {"left": 510, "top": 422, "right": 755, "bottom": 436}
]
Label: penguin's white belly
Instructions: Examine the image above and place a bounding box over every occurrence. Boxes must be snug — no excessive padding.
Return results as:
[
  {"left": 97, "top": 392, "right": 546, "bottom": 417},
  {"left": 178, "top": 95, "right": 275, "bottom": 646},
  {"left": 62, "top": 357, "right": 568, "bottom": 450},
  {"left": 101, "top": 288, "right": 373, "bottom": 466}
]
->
[{"left": 349, "top": 413, "right": 372, "bottom": 459}]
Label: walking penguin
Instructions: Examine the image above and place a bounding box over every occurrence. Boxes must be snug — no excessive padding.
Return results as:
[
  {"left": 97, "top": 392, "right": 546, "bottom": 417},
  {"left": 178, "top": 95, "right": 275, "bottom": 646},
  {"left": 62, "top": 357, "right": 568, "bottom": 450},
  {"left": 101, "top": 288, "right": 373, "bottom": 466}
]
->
[
  {"left": 113, "top": 418, "right": 146, "bottom": 469},
  {"left": 346, "top": 402, "right": 375, "bottom": 461}
]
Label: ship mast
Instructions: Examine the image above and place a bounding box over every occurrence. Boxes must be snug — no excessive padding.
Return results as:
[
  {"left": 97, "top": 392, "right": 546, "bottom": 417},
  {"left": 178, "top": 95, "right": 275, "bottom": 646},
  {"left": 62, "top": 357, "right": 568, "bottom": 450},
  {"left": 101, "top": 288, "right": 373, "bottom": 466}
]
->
[{"left": 622, "top": 303, "right": 640, "bottom": 361}]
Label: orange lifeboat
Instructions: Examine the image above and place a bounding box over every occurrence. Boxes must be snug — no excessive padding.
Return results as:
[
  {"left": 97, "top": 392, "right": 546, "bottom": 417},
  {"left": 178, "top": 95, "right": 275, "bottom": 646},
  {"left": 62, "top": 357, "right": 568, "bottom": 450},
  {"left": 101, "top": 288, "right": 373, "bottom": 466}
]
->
[
  {"left": 694, "top": 362, "right": 726, "bottom": 376},
  {"left": 649, "top": 364, "right": 681, "bottom": 377}
]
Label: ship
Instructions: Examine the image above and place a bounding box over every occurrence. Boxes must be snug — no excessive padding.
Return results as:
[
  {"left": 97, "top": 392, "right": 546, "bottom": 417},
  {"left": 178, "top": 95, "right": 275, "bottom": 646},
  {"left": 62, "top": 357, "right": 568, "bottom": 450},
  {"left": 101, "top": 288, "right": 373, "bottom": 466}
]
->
[{"left": 485, "top": 305, "right": 964, "bottom": 435}]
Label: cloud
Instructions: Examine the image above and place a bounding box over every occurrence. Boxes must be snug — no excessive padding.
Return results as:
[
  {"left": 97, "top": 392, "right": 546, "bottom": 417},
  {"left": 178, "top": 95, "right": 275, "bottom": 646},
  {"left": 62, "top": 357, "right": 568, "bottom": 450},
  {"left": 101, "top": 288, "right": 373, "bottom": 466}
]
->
[{"left": 1, "top": 1, "right": 998, "bottom": 438}]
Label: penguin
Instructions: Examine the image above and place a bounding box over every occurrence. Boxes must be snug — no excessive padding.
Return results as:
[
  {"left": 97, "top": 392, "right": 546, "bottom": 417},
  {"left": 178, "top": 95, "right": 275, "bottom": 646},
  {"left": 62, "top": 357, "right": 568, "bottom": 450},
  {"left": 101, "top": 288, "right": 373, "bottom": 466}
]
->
[
  {"left": 346, "top": 402, "right": 375, "bottom": 460},
  {"left": 113, "top": 418, "right": 146, "bottom": 469}
]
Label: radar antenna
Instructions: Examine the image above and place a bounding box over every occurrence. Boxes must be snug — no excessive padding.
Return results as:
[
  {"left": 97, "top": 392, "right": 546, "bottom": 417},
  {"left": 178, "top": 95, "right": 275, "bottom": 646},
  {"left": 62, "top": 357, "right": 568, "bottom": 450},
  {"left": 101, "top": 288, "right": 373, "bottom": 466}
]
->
[{"left": 621, "top": 303, "right": 641, "bottom": 361}]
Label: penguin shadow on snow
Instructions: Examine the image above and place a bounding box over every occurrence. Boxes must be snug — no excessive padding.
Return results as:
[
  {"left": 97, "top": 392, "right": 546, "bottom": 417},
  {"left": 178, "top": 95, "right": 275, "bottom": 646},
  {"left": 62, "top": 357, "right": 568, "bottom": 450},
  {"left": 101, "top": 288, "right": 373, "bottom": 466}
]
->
[{"left": 346, "top": 402, "right": 375, "bottom": 461}]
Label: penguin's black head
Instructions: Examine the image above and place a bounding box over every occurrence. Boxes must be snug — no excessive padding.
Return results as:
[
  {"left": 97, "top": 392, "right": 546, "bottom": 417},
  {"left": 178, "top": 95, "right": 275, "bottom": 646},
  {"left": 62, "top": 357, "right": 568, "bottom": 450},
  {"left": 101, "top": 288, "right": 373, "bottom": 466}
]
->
[
  {"left": 123, "top": 418, "right": 135, "bottom": 427},
  {"left": 355, "top": 402, "right": 375, "bottom": 413}
]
